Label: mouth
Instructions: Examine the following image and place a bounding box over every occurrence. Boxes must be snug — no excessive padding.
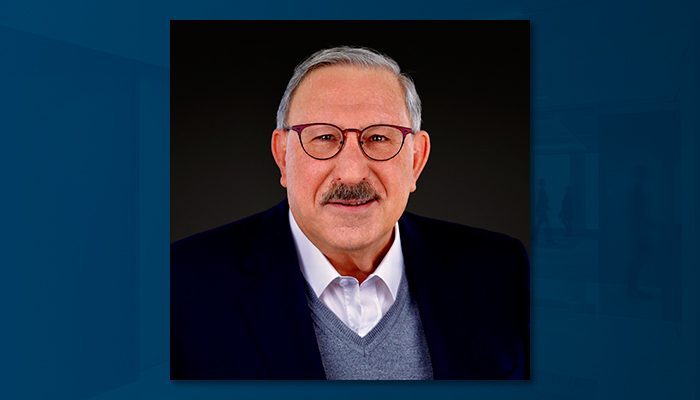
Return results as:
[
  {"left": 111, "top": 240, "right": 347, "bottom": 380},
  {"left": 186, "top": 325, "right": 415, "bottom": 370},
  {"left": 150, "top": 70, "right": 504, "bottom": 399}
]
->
[{"left": 326, "top": 198, "right": 377, "bottom": 209}]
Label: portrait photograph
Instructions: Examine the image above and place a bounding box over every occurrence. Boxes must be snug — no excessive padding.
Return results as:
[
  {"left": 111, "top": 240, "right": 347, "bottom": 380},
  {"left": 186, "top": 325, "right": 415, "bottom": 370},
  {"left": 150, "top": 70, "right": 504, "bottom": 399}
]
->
[{"left": 171, "top": 20, "right": 530, "bottom": 380}]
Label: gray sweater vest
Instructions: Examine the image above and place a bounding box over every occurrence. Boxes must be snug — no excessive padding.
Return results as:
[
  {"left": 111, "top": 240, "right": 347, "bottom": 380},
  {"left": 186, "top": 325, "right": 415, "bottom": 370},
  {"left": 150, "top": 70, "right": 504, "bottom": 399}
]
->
[{"left": 306, "top": 275, "right": 433, "bottom": 380}]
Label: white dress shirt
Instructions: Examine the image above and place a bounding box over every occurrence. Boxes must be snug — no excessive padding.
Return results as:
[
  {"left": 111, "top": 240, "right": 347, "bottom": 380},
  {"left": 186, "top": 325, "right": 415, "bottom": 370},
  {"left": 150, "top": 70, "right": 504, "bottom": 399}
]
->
[{"left": 289, "top": 210, "right": 405, "bottom": 337}]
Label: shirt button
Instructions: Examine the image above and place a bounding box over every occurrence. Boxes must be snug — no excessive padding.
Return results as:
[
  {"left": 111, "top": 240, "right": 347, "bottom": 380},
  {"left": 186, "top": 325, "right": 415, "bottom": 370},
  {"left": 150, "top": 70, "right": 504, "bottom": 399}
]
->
[{"left": 339, "top": 278, "right": 350, "bottom": 287}]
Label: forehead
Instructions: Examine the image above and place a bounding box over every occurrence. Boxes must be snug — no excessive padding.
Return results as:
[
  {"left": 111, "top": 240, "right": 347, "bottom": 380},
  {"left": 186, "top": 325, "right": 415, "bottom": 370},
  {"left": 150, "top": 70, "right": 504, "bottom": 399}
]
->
[{"left": 287, "top": 65, "right": 409, "bottom": 126}]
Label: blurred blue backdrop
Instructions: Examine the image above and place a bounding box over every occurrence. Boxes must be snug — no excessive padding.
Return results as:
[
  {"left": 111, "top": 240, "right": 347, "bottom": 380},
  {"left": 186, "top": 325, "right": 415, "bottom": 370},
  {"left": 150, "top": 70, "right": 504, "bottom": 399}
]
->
[{"left": 0, "top": 0, "right": 698, "bottom": 399}]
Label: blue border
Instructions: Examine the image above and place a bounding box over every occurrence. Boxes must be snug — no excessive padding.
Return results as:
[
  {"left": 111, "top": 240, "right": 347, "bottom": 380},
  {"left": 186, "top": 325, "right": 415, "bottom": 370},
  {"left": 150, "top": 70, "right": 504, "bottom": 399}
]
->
[{"left": 1, "top": 1, "right": 698, "bottom": 399}]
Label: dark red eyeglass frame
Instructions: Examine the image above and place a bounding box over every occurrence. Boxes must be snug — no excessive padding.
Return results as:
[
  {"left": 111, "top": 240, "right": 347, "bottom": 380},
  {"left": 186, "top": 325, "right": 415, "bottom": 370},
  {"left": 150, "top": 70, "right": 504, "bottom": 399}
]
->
[{"left": 285, "top": 123, "right": 414, "bottom": 161}]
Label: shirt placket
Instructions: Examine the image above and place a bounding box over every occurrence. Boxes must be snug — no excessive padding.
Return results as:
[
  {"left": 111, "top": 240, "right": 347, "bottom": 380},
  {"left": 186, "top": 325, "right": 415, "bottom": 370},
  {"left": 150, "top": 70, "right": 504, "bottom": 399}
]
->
[{"left": 339, "top": 277, "right": 361, "bottom": 333}]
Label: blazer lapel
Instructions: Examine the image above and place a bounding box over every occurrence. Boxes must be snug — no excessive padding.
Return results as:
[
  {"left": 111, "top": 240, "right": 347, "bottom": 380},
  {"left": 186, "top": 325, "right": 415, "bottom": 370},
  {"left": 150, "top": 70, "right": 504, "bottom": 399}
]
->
[
  {"left": 236, "top": 201, "right": 326, "bottom": 379},
  {"left": 399, "top": 214, "right": 462, "bottom": 379}
]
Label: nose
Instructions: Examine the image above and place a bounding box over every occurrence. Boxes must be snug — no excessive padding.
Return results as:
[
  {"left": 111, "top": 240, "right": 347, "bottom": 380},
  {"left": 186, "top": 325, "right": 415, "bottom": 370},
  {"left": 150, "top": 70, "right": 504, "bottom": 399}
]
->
[{"left": 333, "top": 130, "right": 370, "bottom": 183}]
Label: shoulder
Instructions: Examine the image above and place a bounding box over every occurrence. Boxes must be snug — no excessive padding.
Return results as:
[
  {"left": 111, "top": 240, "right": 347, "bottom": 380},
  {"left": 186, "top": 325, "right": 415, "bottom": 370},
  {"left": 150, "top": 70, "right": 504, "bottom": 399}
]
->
[
  {"left": 170, "top": 203, "right": 291, "bottom": 379},
  {"left": 400, "top": 212, "right": 528, "bottom": 266},
  {"left": 171, "top": 202, "right": 287, "bottom": 273},
  {"left": 399, "top": 212, "right": 529, "bottom": 297},
  {"left": 399, "top": 213, "right": 530, "bottom": 379},
  {"left": 402, "top": 212, "right": 521, "bottom": 243}
]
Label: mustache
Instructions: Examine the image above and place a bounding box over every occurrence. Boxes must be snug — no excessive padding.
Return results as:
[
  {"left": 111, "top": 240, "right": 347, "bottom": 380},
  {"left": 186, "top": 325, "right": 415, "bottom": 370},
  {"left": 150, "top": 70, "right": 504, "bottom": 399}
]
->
[{"left": 321, "top": 181, "right": 381, "bottom": 204}]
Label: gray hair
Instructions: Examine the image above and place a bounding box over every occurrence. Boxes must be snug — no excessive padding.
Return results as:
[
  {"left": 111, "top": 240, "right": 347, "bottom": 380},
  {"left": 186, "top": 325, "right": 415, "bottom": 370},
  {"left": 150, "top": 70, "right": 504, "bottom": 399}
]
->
[{"left": 275, "top": 46, "right": 422, "bottom": 132}]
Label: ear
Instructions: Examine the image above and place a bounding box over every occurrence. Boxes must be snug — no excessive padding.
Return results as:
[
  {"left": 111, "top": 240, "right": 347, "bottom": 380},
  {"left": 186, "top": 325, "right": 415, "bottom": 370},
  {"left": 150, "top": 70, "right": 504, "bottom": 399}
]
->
[
  {"left": 271, "top": 128, "right": 289, "bottom": 188},
  {"left": 409, "top": 130, "right": 431, "bottom": 192}
]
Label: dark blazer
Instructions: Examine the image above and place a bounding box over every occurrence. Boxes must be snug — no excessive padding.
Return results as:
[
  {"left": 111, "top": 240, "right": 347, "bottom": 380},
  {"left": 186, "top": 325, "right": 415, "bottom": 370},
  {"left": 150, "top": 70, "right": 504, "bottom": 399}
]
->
[{"left": 171, "top": 200, "right": 529, "bottom": 380}]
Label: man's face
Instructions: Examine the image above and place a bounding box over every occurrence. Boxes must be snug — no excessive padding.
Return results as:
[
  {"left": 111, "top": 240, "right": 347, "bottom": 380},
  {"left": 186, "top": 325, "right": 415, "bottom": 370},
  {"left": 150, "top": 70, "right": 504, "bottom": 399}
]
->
[{"left": 272, "top": 65, "right": 430, "bottom": 254}]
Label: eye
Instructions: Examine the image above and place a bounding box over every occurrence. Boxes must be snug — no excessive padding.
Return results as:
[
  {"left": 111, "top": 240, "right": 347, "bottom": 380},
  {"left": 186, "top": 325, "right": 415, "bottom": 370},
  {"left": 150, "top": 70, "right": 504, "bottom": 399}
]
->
[
  {"left": 313, "top": 134, "right": 338, "bottom": 142},
  {"left": 367, "top": 135, "right": 389, "bottom": 142}
]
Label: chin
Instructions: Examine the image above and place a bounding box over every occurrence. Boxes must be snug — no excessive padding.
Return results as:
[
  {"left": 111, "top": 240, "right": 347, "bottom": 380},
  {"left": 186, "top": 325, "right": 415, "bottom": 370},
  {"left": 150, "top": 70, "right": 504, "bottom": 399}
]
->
[{"left": 322, "top": 225, "right": 384, "bottom": 252}]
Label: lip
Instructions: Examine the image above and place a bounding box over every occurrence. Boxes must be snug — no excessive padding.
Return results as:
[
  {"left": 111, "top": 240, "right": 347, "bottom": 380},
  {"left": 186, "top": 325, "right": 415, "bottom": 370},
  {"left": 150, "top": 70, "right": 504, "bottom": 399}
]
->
[{"left": 326, "top": 199, "right": 377, "bottom": 212}]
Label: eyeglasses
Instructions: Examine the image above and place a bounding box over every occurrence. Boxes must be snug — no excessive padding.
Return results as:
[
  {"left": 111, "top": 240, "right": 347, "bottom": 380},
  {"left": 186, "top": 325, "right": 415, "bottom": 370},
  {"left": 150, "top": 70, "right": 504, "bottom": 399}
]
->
[{"left": 286, "top": 123, "right": 413, "bottom": 161}]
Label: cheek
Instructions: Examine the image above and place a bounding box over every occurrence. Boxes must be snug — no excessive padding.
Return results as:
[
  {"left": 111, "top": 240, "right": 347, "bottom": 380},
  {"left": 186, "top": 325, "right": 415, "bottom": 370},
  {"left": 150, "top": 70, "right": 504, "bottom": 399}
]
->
[
  {"left": 285, "top": 153, "right": 330, "bottom": 202},
  {"left": 385, "top": 158, "right": 416, "bottom": 193},
  {"left": 375, "top": 163, "right": 415, "bottom": 214}
]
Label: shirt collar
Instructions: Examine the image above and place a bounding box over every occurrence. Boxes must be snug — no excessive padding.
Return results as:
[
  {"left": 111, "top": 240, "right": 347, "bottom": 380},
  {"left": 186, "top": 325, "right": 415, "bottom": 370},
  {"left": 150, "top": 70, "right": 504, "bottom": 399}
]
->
[{"left": 288, "top": 209, "right": 404, "bottom": 300}]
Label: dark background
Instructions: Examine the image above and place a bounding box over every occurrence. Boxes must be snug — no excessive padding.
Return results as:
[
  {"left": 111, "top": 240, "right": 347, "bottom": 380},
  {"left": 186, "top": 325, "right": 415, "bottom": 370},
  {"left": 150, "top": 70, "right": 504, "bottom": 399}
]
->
[{"left": 171, "top": 21, "right": 530, "bottom": 249}]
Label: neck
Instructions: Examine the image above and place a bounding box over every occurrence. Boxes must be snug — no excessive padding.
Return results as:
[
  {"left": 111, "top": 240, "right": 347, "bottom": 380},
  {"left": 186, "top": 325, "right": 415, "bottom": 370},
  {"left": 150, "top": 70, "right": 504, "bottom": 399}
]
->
[{"left": 322, "top": 229, "right": 394, "bottom": 284}]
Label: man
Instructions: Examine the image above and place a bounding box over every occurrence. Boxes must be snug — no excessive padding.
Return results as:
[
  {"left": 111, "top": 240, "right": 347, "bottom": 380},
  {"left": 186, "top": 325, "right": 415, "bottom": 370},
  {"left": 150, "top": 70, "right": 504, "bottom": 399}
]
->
[{"left": 171, "top": 46, "right": 529, "bottom": 380}]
